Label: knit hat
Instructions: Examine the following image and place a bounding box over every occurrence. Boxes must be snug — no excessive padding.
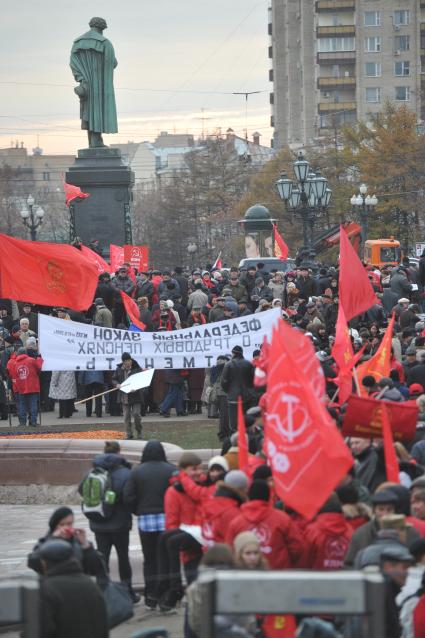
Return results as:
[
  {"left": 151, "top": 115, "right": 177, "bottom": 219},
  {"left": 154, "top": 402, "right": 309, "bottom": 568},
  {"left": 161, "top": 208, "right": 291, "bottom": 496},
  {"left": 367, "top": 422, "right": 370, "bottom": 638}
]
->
[
  {"left": 371, "top": 491, "right": 398, "bottom": 507},
  {"left": 233, "top": 531, "right": 260, "bottom": 557},
  {"left": 39, "top": 540, "right": 73, "bottom": 564},
  {"left": 410, "top": 383, "right": 424, "bottom": 395},
  {"left": 179, "top": 451, "right": 202, "bottom": 469},
  {"left": 248, "top": 480, "right": 270, "bottom": 502},
  {"left": 232, "top": 345, "right": 243, "bottom": 355},
  {"left": 208, "top": 455, "right": 229, "bottom": 472},
  {"left": 252, "top": 465, "right": 272, "bottom": 481},
  {"left": 224, "top": 470, "right": 249, "bottom": 493},
  {"left": 336, "top": 483, "right": 359, "bottom": 505},
  {"left": 48, "top": 506, "right": 73, "bottom": 533}
]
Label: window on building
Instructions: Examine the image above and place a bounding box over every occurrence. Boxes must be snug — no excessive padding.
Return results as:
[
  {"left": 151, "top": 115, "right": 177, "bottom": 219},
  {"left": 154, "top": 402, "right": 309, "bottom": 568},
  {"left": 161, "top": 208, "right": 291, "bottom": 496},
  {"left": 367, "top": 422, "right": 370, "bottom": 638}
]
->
[
  {"left": 42, "top": 172, "right": 50, "bottom": 181},
  {"left": 394, "top": 61, "right": 410, "bottom": 76},
  {"left": 394, "top": 10, "right": 410, "bottom": 26},
  {"left": 365, "top": 37, "right": 381, "bottom": 52},
  {"left": 395, "top": 86, "right": 410, "bottom": 101},
  {"left": 318, "top": 37, "right": 355, "bottom": 52},
  {"left": 394, "top": 35, "right": 410, "bottom": 52},
  {"left": 365, "top": 62, "right": 381, "bottom": 77},
  {"left": 364, "top": 11, "right": 381, "bottom": 26},
  {"left": 366, "top": 87, "right": 381, "bottom": 103}
]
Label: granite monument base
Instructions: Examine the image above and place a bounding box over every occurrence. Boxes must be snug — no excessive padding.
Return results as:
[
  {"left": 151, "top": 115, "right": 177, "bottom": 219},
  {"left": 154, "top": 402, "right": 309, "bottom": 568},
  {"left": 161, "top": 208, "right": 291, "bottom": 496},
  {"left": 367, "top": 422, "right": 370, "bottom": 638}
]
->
[{"left": 66, "top": 147, "right": 134, "bottom": 255}]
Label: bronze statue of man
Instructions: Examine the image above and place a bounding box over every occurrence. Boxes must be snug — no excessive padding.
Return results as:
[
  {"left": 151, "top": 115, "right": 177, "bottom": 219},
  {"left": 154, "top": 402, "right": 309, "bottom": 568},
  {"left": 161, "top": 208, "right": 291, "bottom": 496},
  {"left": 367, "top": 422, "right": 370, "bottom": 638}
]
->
[{"left": 70, "top": 17, "right": 118, "bottom": 148}]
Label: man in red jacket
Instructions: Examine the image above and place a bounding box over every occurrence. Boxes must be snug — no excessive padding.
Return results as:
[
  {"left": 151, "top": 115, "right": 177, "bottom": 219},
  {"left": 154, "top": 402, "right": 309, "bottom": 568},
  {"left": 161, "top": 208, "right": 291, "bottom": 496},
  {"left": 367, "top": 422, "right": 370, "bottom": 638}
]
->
[
  {"left": 225, "top": 480, "right": 303, "bottom": 569},
  {"left": 201, "top": 470, "right": 249, "bottom": 546},
  {"left": 7, "top": 347, "right": 43, "bottom": 427},
  {"left": 158, "top": 452, "right": 204, "bottom": 611},
  {"left": 302, "top": 493, "right": 353, "bottom": 570}
]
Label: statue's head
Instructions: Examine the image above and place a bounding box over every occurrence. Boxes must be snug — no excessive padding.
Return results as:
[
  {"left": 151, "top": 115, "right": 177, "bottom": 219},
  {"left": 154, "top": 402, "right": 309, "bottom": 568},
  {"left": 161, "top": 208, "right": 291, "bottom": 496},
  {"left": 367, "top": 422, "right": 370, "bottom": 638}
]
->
[{"left": 89, "top": 17, "right": 107, "bottom": 31}]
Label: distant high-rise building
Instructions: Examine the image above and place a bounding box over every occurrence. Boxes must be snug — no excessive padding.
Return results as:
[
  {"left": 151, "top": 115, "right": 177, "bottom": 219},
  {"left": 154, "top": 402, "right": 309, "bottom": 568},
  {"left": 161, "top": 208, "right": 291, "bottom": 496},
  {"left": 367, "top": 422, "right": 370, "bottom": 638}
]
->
[{"left": 269, "top": 0, "right": 425, "bottom": 148}]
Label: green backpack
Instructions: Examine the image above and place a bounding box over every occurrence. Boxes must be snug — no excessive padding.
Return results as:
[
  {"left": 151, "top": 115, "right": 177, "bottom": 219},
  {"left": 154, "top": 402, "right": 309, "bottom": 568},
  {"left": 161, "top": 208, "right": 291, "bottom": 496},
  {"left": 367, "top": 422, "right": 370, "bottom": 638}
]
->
[{"left": 81, "top": 467, "right": 116, "bottom": 522}]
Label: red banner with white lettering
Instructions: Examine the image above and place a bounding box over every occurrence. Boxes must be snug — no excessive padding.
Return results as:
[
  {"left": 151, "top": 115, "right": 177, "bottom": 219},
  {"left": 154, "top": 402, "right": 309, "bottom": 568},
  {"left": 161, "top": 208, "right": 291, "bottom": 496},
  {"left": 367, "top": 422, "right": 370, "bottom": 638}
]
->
[
  {"left": 123, "top": 245, "right": 149, "bottom": 271},
  {"left": 342, "top": 394, "right": 418, "bottom": 442}
]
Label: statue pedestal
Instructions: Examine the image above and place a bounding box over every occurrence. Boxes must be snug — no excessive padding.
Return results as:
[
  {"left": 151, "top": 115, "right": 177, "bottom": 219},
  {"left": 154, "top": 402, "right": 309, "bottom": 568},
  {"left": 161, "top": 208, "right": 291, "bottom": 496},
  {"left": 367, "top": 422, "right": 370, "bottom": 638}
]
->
[{"left": 66, "top": 147, "right": 134, "bottom": 255}]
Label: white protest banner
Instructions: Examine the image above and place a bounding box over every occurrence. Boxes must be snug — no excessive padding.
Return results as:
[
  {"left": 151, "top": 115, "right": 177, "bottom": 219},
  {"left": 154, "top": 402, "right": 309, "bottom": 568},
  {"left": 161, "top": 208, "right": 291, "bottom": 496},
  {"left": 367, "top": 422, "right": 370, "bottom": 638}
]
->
[
  {"left": 38, "top": 308, "right": 280, "bottom": 372},
  {"left": 120, "top": 369, "right": 155, "bottom": 393}
]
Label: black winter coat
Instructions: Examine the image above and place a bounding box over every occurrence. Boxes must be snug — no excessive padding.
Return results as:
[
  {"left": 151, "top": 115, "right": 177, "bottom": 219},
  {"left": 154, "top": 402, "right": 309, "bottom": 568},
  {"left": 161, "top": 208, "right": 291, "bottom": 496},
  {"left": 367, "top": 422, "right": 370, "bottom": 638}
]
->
[
  {"left": 112, "top": 360, "right": 144, "bottom": 405},
  {"left": 221, "top": 355, "right": 255, "bottom": 402},
  {"left": 123, "top": 440, "right": 175, "bottom": 515},
  {"left": 407, "top": 364, "right": 425, "bottom": 390},
  {"left": 94, "top": 282, "right": 115, "bottom": 310},
  {"left": 40, "top": 558, "right": 108, "bottom": 638},
  {"left": 28, "top": 535, "right": 103, "bottom": 576},
  {"left": 81, "top": 453, "right": 133, "bottom": 533}
]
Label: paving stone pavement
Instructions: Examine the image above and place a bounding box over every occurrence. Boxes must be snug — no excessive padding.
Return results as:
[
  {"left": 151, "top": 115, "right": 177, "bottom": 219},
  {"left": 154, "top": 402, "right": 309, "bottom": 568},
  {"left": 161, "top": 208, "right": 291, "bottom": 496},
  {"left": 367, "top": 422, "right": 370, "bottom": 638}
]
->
[{"left": 0, "top": 505, "right": 184, "bottom": 637}]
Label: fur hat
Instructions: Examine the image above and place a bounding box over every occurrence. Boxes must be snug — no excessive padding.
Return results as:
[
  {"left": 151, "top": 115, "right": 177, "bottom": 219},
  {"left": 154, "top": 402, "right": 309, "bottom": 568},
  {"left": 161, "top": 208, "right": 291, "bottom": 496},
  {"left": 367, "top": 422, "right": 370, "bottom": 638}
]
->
[
  {"left": 208, "top": 455, "right": 229, "bottom": 472},
  {"left": 179, "top": 452, "right": 202, "bottom": 469}
]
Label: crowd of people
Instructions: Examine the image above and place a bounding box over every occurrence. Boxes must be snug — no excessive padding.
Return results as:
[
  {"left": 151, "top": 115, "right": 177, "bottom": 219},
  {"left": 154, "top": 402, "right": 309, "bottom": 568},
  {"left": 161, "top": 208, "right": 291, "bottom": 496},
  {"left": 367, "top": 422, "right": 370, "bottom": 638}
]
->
[{"left": 4, "top": 252, "right": 425, "bottom": 635}]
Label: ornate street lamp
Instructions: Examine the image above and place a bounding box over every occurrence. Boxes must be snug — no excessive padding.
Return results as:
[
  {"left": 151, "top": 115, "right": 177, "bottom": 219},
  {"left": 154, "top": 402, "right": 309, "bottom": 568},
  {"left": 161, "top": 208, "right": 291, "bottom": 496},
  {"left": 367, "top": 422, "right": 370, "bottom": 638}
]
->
[
  {"left": 350, "top": 184, "right": 378, "bottom": 251},
  {"left": 20, "top": 194, "right": 45, "bottom": 241},
  {"left": 276, "top": 151, "right": 332, "bottom": 266}
]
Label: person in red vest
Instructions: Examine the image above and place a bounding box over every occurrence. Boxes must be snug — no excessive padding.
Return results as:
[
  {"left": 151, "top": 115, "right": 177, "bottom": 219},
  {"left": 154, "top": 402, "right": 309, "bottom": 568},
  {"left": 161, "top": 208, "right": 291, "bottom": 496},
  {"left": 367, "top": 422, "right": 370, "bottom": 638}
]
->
[
  {"left": 7, "top": 347, "right": 43, "bottom": 427},
  {"left": 225, "top": 480, "right": 303, "bottom": 569},
  {"left": 301, "top": 493, "right": 353, "bottom": 570}
]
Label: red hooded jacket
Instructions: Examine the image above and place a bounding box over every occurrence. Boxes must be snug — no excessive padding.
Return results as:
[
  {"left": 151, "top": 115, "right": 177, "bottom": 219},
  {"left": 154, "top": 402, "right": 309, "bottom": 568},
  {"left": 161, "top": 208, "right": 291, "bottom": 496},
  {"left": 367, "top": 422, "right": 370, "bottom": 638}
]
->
[
  {"left": 302, "top": 513, "right": 353, "bottom": 570},
  {"left": 7, "top": 354, "right": 43, "bottom": 394},
  {"left": 225, "top": 500, "right": 303, "bottom": 569},
  {"left": 164, "top": 484, "right": 201, "bottom": 529},
  {"left": 201, "top": 486, "right": 244, "bottom": 546}
]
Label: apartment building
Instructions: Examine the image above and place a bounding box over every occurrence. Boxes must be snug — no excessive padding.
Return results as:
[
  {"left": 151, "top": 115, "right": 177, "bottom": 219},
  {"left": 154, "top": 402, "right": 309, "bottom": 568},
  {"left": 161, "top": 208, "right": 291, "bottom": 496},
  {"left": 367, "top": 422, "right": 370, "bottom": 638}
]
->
[{"left": 269, "top": 0, "right": 425, "bottom": 148}]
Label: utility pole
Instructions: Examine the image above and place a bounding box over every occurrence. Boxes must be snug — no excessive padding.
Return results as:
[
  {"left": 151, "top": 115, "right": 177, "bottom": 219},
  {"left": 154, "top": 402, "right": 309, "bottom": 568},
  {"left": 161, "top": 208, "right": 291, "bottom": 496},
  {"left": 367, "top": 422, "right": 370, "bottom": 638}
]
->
[{"left": 232, "top": 91, "right": 261, "bottom": 141}]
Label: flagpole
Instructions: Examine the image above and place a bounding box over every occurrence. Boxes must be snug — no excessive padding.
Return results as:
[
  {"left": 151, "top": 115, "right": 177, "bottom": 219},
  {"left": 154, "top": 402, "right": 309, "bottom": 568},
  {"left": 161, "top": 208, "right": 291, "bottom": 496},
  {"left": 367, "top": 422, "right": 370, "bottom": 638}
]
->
[
  {"left": 75, "top": 387, "right": 119, "bottom": 406},
  {"left": 352, "top": 368, "right": 362, "bottom": 396}
]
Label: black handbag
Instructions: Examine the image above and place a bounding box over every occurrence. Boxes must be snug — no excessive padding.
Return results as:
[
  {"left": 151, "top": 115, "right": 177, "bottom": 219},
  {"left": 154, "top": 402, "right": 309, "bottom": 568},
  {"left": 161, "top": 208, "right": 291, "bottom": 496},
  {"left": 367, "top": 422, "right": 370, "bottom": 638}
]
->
[{"left": 97, "top": 558, "right": 134, "bottom": 629}]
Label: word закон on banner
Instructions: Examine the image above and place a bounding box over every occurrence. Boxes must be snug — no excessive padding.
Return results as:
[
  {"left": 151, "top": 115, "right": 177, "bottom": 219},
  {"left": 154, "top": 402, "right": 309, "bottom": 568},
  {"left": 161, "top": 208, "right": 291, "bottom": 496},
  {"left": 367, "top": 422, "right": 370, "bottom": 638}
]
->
[{"left": 38, "top": 308, "right": 281, "bottom": 371}]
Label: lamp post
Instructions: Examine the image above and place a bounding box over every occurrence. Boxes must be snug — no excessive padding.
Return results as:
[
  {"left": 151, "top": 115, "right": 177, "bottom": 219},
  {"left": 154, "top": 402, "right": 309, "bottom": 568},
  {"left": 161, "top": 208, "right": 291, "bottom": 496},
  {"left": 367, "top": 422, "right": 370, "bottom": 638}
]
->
[
  {"left": 276, "top": 151, "right": 332, "bottom": 266},
  {"left": 20, "top": 194, "right": 45, "bottom": 241},
  {"left": 187, "top": 242, "right": 198, "bottom": 270},
  {"left": 350, "top": 184, "right": 378, "bottom": 252}
]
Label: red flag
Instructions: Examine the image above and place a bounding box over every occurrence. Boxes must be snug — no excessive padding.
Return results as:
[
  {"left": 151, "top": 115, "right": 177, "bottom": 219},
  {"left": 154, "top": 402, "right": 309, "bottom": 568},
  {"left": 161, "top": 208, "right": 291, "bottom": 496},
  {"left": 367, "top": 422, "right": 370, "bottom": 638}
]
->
[
  {"left": 273, "top": 224, "right": 289, "bottom": 260},
  {"left": 0, "top": 234, "right": 98, "bottom": 311},
  {"left": 382, "top": 403, "right": 400, "bottom": 483},
  {"left": 80, "top": 245, "right": 110, "bottom": 275},
  {"left": 331, "top": 305, "right": 355, "bottom": 403},
  {"left": 262, "top": 614, "right": 297, "bottom": 638},
  {"left": 356, "top": 313, "right": 395, "bottom": 394},
  {"left": 123, "top": 245, "right": 149, "bottom": 271},
  {"left": 342, "top": 394, "right": 417, "bottom": 442},
  {"left": 253, "top": 336, "right": 270, "bottom": 388},
  {"left": 119, "top": 291, "right": 146, "bottom": 331},
  {"left": 211, "top": 251, "right": 222, "bottom": 271},
  {"left": 63, "top": 182, "right": 90, "bottom": 207},
  {"left": 110, "top": 244, "right": 125, "bottom": 272},
  {"left": 339, "top": 225, "right": 376, "bottom": 321},
  {"left": 264, "top": 320, "right": 353, "bottom": 519},
  {"left": 237, "top": 396, "right": 249, "bottom": 472}
]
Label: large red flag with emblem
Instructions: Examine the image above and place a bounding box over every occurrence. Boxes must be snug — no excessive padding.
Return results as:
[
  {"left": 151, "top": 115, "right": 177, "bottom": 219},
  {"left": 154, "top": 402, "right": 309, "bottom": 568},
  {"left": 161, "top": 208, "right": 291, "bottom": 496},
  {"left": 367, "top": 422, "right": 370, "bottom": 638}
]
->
[
  {"left": 264, "top": 319, "right": 353, "bottom": 519},
  {"left": 273, "top": 224, "right": 289, "bottom": 260},
  {"left": 339, "top": 225, "right": 376, "bottom": 321},
  {"left": 0, "top": 233, "right": 98, "bottom": 310},
  {"left": 119, "top": 291, "right": 146, "bottom": 331},
  {"left": 356, "top": 313, "right": 395, "bottom": 395},
  {"left": 80, "top": 245, "right": 110, "bottom": 275}
]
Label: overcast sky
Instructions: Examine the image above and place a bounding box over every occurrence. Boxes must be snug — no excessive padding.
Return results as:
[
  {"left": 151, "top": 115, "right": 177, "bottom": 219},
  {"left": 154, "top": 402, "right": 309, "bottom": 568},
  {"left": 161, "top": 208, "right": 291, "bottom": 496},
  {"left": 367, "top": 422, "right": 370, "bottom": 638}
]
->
[{"left": 0, "top": 0, "right": 271, "bottom": 155}]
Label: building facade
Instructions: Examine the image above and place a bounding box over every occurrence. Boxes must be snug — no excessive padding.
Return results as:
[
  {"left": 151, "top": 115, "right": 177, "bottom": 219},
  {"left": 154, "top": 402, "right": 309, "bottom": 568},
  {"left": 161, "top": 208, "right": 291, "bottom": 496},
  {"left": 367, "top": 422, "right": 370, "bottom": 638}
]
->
[{"left": 270, "top": 0, "right": 425, "bottom": 148}]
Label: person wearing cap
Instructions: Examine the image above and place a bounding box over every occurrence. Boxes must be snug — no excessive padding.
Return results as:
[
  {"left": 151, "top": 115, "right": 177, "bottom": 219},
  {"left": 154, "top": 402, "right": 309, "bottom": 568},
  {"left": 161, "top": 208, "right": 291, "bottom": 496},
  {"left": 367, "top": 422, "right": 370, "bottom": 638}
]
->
[
  {"left": 123, "top": 440, "right": 174, "bottom": 609},
  {"left": 345, "top": 490, "right": 419, "bottom": 567},
  {"left": 158, "top": 451, "right": 205, "bottom": 611},
  {"left": 93, "top": 297, "right": 112, "bottom": 327},
  {"left": 187, "top": 280, "right": 208, "bottom": 313},
  {"left": 135, "top": 271, "right": 154, "bottom": 305},
  {"left": 39, "top": 539, "right": 108, "bottom": 638},
  {"left": 20, "top": 302, "right": 38, "bottom": 333},
  {"left": 377, "top": 377, "right": 404, "bottom": 402},
  {"left": 391, "top": 267, "right": 413, "bottom": 299},
  {"left": 94, "top": 272, "right": 115, "bottom": 311},
  {"left": 112, "top": 353, "right": 144, "bottom": 439},
  {"left": 404, "top": 346, "right": 418, "bottom": 378},
  {"left": 226, "top": 270, "right": 248, "bottom": 304},
  {"left": 240, "top": 265, "right": 258, "bottom": 296},
  {"left": 7, "top": 346, "right": 43, "bottom": 427},
  {"left": 208, "top": 296, "right": 226, "bottom": 322},
  {"left": 296, "top": 266, "right": 318, "bottom": 301},
  {"left": 112, "top": 266, "right": 135, "bottom": 326},
  {"left": 157, "top": 270, "right": 181, "bottom": 298},
  {"left": 221, "top": 345, "right": 256, "bottom": 434},
  {"left": 225, "top": 480, "right": 303, "bottom": 569},
  {"left": 381, "top": 545, "right": 413, "bottom": 638},
  {"left": 407, "top": 352, "right": 425, "bottom": 392},
  {"left": 250, "top": 277, "right": 273, "bottom": 311}
]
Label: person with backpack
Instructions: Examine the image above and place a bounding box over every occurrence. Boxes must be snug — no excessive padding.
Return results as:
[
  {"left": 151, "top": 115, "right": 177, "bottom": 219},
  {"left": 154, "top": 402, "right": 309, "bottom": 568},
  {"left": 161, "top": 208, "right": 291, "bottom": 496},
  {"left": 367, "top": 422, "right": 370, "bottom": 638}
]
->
[
  {"left": 112, "top": 352, "right": 144, "bottom": 440},
  {"left": 79, "top": 441, "right": 140, "bottom": 603}
]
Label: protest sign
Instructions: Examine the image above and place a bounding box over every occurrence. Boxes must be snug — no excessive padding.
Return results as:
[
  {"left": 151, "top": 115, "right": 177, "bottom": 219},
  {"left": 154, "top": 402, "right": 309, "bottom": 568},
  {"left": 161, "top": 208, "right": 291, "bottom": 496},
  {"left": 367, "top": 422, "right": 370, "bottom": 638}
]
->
[
  {"left": 123, "top": 245, "right": 149, "bottom": 271},
  {"left": 120, "top": 369, "right": 155, "bottom": 393},
  {"left": 39, "top": 308, "right": 280, "bottom": 371}
]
